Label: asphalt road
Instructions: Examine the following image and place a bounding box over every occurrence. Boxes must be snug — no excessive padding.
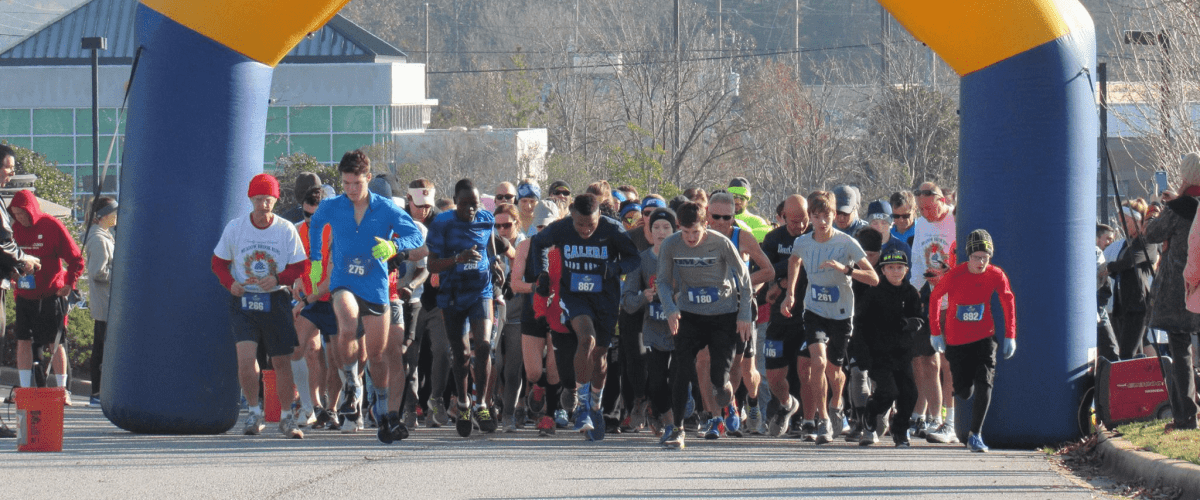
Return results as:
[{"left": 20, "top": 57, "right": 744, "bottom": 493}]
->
[{"left": 0, "top": 393, "right": 1101, "bottom": 499}]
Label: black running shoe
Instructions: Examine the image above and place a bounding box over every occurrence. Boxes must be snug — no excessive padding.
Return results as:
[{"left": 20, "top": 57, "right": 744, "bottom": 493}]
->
[
  {"left": 455, "top": 406, "right": 473, "bottom": 437},
  {"left": 389, "top": 411, "right": 410, "bottom": 441},
  {"left": 378, "top": 412, "right": 395, "bottom": 444}
]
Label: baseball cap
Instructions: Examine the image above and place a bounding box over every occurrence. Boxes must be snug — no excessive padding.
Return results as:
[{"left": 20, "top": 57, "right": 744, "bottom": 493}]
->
[
  {"left": 865, "top": 199, "right": 892, "bottom": 221},
  {"left": 832, "top": 185, "right": 860, "bottom": 214}
]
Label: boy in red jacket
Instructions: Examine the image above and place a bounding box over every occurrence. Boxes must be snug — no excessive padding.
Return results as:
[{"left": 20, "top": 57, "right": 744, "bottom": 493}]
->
[
  {"left": 9, "top": 189, "right": 84, "bottom": 393},
  {"left": 928, "top": 229, "right": 1017, "bottom": 453}
]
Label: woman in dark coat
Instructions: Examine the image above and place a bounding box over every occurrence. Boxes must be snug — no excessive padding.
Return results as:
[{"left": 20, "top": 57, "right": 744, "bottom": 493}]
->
[{"left": 1144, "top": 152, "right": 1200, "bottom": 430}]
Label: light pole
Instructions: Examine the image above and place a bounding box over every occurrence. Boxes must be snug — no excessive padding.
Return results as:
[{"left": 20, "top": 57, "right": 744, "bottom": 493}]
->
[{"left": 81, "top": 36, "right": 107, "bottom": 213}]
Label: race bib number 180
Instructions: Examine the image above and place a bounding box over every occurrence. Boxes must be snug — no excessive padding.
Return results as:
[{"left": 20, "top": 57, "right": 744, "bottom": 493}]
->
[{"left": 687, "top": 286, "right": 719, "bottom": 304}]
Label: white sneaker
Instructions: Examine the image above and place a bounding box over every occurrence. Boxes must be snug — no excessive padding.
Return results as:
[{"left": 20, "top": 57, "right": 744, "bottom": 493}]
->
[
  {"left": 926, "top": 422, "right": 956, "bottom": 444},
  {"left": 279, "top": 416, "right": 304, "bottom": 439},
  {"left": 298, "top": 407, "right": 317, "bottom": 427},
  {"left": 242, "top": 413, "right": 264, "bottom": 435},
  {"left": 815, "top": 419, "right": 833, "bottom": 445},
  {"left": 341, "top": 416, "right": 363, "bottom": 434}
]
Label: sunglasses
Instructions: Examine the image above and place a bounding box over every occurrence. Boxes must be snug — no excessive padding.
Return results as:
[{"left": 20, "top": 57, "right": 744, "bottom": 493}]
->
[
  {"left": 495, "top": 194, "right": 515, "bottom": 202},
  {"left": 710, "top": 214, "right": 733, "bottom": 221},
  {"left": 891, "top": 213, "right": 911, "bottom": 220},
  {"left": 554, "top": 190, "right": 571, "bottom": 197},
  {"left": 914, "top": 189, "right": 941, "bottom": 197},
  {"left": 495, "top": 222, "right": 514, "bottom": 229},
  {"left": 642, "top": 209, "right": 654, "bottom": 217}
]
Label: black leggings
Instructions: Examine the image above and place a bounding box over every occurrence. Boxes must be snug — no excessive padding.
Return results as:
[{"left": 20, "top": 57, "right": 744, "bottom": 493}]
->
[
  {"left": 90, "top": 320, "right": 107, "bottom": 395},
  {"left": 619, "top": 309, "right": 647, "bottom": 407},
  {"left": 645, "top": 348, "right": 673, "bottom": 416},
  {"left": 946, "top": 337, "right": 996, "bottom": 435}
]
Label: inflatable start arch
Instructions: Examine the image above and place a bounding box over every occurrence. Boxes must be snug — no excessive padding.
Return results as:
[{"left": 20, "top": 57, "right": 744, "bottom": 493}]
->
[
  {"left": 879, "top": 0, "right": 1098, "bottom": 447},
  {"left": 109, "top": 0, "right": 1099, "bottom": 447}
]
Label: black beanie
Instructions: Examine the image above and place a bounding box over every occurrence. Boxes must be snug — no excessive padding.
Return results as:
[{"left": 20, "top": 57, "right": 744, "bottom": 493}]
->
[
  {"left": 966, "top": 229, "right": 994, "bottom": 256},
  {"left": 648, "top": 207, "right": 678, "bottom": 232},
  {"left": 668, "top": 195, "right": 690, "bottom": 213}
]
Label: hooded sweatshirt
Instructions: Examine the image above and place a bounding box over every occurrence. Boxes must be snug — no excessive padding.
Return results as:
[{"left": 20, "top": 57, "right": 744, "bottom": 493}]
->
[{"left": 8, "top": 190, "right": 83, "bottom": 300}]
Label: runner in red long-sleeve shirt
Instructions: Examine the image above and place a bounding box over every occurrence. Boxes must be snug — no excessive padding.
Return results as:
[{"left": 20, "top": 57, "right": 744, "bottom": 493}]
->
[{"left": 927, "top": 229, "right": 1017, "bottom": 453}]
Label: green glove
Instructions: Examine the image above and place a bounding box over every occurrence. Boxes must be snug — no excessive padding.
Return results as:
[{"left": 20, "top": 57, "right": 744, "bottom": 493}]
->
[
  {"left": 373, "top": 236, "right": 398, "bottom": 260},
  {"left": 309, "top": 260, "right": 323, "bottom": 287}
]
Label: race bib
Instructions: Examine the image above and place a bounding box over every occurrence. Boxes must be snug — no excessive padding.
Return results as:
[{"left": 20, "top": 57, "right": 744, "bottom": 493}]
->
[
  {"left": 648, "top": 303, "right": 667, "bottom": 321},
  {"left": 16, "top": 274, "right": 34, "bottom": 290},
  {"left": 956, "top": 303, "right": 985, "bottom": 322},
  {"left": 456, "top": 261, "right": 480, "bottom": 272},
  {"left": 687, "top": 286, "right": 719, "bottom": 304},
  {"left": 241, "top": 292, "right": 271, "bottom": 312},
  {"left": 810, "top": 285, "right": 839, "bottom": 303},
  {"left": 569, "top": 272, "right": 602, "bottom": 293},
  {"left": 345, "top": 255, "right": 370, "bottom": 277},
  {"left": 764, "top": 339, "right": 784, "bottom": 359}
]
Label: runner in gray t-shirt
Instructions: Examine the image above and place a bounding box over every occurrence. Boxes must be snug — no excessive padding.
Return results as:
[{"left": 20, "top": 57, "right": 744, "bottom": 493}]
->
[
  {"left": 656, "top": 202, "right": 753, "bottom": 449},
  {"left": 781, "top": 190, "right": 878, "bottom": 445}
]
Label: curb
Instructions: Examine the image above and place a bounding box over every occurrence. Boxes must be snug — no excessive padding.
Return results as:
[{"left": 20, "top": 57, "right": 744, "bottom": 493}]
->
[{"left": 1096, "top": 430, "right": 1200, "bottom": 499}]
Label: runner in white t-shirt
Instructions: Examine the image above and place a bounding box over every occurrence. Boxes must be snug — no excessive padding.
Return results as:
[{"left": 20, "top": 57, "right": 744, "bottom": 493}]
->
[
  {"left": 212, "top": 174, "right": 308, "bottom": 438},
  {"left": 909, "top": 182, "right": 958, "bottom": 443}
]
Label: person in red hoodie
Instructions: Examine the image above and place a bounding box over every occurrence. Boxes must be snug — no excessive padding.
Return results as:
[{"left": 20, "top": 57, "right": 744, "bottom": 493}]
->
[
  {"left": 9, "top": 189, "right": 83, "bottom": 394},
  {"left": 928, "top": 229, "right": 1017, "bottom": 453}
]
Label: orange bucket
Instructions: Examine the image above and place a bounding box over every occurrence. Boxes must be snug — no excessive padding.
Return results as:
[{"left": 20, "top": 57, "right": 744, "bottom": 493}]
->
[
  {"left": 262, "top": 370, "right": 280, "bottom": 423},
  {"left": 15, "top": 387, "right": 64, "bottom": 452}
]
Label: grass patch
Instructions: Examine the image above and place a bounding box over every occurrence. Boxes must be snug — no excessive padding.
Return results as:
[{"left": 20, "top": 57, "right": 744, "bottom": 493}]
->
[{"left": 1115, "top": 419, "right": 1200, "bottom": 466}]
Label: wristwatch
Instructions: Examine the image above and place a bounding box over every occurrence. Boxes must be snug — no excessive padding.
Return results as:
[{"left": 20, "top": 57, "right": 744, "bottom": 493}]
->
[{"left": 845, "top": 265, "right": 854, "bottom": 276}]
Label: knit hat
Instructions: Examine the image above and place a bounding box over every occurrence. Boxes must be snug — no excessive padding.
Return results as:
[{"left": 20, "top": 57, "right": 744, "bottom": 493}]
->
[
  {"left": 865, "top": 199, "right": 892, "bottom": 221},
  {"left": 728, "top": 177, "right": 752, "bottom": 199},
  {"left": 854, "top": 226, "right": 882, "bottom": 252},
  {"left": 879, "top": 248, "right": 909, "bottom": 267},
  {"left": 1181, "top": 152, "right": 1200, "bottom": 190},
  {"left": 248, "top": 174, "right": 280, "bottom": 199},
  {"left": 518, "top": 181, "right": 541, "bottom": 200},
  {"left": 549, "top": 180, "right": 571, "bottom": 196},
  {"left": 531, "top": 199, "right": 559, "bottom": 228},
  {"left": 648, "top": 207, "right": 678, "bottom": 231},
  {"left": 966, "top": 229, "right": 994, "bottom": 256},
  {"left": 642, "top": 197, "right": 666, "bottom": 209}
]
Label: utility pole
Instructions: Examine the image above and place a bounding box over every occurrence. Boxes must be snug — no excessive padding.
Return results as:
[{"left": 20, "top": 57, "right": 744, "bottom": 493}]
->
[
  {"left": 424, "top": 3, "right": 430, "bottom": 97},
  {"left": 794, "top": 0, "right": 800, "bottom": 82},
  {"left": 880, "top": 6, "right": 889, "bottom": 85},
  {"left": 717, "top": 0, "right": 723, "bottom": 91},
  {"left": 1099, "top": 62, "right": 1109, "bottom": 224},
  {"left": 674, "top": 0, "right": 681, "bottom": 175},
  {"left": 82, "top": 36, "right": 106, "bottom": 207}
]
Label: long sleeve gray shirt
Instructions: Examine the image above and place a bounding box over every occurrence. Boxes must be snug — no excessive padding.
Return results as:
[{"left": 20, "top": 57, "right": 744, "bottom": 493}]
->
[{"left": 656, "top": 230, "right": 753, "bottom": 322}]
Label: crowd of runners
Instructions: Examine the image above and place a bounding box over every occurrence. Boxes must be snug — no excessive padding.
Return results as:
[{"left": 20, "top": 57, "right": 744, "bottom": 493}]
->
[{"left": 206, "top": 148, "right": 1022, "bottom": 452}]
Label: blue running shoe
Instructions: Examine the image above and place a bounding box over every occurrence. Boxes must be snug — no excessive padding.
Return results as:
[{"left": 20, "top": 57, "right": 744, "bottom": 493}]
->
[
  {"left": 554, "top": 409, "right": 570, "bottom": 428},
  {"left": 967, "top": 432, "right": 989, "bottom": 453},
  {"left": 704, "top": 417, "right": 723, "bottom": 440},
  {"left": 587, "top": 409, "right": 605, "bottom": 441},
  {"left": 684, "top": 393, "right": 696, "bottom": 419},
  {"left": 573, "top": 408, "right": 595, "bottom": 433},
  {"left": 725, "top": 403, "right": 743, "bottom": 437},
  {"left": 659, "top": 424, "right": 676, "bottom": 445}
]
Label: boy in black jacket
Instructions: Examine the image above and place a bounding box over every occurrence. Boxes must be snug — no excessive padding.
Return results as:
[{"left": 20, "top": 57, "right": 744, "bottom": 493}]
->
[{"left": 856, "top": 248, "right": 923, "bottom": 446}]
